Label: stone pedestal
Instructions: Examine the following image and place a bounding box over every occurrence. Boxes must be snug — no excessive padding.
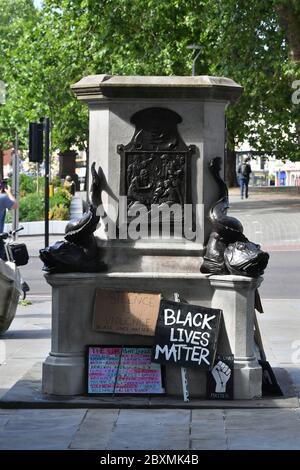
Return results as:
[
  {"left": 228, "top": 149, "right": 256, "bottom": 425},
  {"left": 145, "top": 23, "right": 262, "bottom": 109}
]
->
[
  {"left": 42, "top": 272, "right": 262, "bottom": 399},
  {"left": 42, "top": 74, "right": 262, "bottom": 401},
  {"left": 71, "top": 75, "right": 243, "bottom": 270},
  {"left": 210, "top": 276, "right": 262, "bottom": 399}
]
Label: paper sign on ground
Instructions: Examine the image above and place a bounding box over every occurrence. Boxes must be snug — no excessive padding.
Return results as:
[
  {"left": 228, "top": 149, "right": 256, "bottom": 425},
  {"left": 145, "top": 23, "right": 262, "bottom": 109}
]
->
[{"left": 87, "top": 346, "right": 164, "bottom": 395}]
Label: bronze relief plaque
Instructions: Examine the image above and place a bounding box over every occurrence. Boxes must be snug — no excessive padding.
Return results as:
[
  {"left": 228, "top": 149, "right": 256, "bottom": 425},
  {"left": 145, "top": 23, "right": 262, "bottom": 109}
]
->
[{"left": 117, "top": 107, "right": 195, "bottom": 230}]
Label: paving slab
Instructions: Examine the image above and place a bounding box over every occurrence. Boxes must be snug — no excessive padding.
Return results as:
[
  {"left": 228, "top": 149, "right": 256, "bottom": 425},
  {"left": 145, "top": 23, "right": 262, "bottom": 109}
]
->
[
  {"left": 69, "top": 409, "right": 119, "bottom": 450},
  {"left": 224, "top": 408, "right": 300, "bottom": 430},
  {"left": 226, "top": 427, "right": 300, "bottom": 450},
  {"left": 223, "top": 408, "right": 300, "bottom": 450},
  {"left": 0, "top": 415, "right": 10, "bottom": 429},
  {"left": 0, "top": 406, "right": 299, "bottom": 450},
  {"left": 0, "top": 429, "right": 75, "bottom": 450},
  {"left": 191, "top": 423, "right": 225, "bottom": 440},
  {"left": 0, "top": 408, "right": 86, "bottom": 450},
  {"left": 116, "top": 409, "right": 190, "bottom": 425},
  {"left": 115, "top": 409, "right": 190, "bottom": 449},
  {"left": 106, "top": 423, "right": 190, "bottom": 450},
  {"left": 192, "top": 409, "right": 225, "bottom": 422},
  {"left": 191, "top": 438, "right": 227, "bottom": 450}
]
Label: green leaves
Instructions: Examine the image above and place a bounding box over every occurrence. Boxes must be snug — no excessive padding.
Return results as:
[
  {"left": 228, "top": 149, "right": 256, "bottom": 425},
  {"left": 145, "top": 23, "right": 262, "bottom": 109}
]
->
[{"left": 0, "top": 0, "right": 300, "bottom": 164}]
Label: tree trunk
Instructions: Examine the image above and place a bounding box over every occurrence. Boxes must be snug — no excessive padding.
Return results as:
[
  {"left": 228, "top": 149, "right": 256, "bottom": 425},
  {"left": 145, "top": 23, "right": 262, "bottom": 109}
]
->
[
  {"left": 277, "top": 3, "right": 300, "bottom": 144},
  {"left": 277, "top": 3, "right": 300, "bottom": 62}
]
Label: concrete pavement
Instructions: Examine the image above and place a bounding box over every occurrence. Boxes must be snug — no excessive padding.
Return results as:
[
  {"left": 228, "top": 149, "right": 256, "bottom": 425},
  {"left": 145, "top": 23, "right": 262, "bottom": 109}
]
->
[
  {"left": 1, "top": 407, "right": 300, "bottom": 450},
  {"left": 0, "top": 299, "right": 51, "bottom": 400},
  {"left": 228, "top": 189, "right": 300, "bottom": 250},
  {"left": 1, "top": 294, "right": 300, "bottom": 449}
]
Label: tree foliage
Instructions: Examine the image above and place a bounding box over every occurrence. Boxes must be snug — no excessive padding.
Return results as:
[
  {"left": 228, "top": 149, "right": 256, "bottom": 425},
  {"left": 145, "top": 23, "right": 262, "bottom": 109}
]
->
[
  {"left": 0, "top": 0, "right": 37, "bottom": 150},
  {"left": 205, "top": 0, "right": 300, "bottom": 162},
  {"left": 1, "top": 0, "right": 300, "bottom": 177}
]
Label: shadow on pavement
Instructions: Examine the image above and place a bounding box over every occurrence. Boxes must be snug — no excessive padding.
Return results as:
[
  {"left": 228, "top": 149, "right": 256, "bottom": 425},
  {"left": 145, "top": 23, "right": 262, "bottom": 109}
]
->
[{"left": 1, "top": 329, "right": 51, "bottom": 340}]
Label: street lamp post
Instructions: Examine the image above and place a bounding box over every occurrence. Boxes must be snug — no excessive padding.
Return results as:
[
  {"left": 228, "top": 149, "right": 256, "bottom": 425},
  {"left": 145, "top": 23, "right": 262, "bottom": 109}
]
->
[
  {"left": 12, "top": 133, "right": 20, "bottom": 239},
  {"left": 186, "top": 44, "right": 202, "bottom": 76},
  {"left": 44, "top": 117, "right": 50, "bottom": 248}
]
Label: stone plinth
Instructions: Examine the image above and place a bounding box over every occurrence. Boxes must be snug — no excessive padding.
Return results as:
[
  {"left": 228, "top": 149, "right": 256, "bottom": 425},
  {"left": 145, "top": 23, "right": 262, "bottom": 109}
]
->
[
  {"left": 42, "top": 272, "right": 262, "bottom": 399},
  {"left": 42, "top": 74, "right": 262, "bottom": 401},
  {"left": 71, "top": 75, "right": 243, "bottom": 272}
]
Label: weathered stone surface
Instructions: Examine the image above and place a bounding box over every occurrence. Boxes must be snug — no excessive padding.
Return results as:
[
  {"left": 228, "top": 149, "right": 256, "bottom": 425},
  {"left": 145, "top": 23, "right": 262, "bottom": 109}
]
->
[
  {"left": 70, "top": 409, "right": 118, "bottom": 450},
  {"left": 71, "top": 74, "right": 242, "bottom": 264},
  {"left": 0, "top": 409, "right": 86, "bottom": 450},
  {"left": 42, "top": 73, "right": 261, "bottom": 401},
  {"left": 42, "top": 272, "right": 262, "bottom": 399},
  {"left": 71, "top": 74, "right": 243, "bottom": 102}
]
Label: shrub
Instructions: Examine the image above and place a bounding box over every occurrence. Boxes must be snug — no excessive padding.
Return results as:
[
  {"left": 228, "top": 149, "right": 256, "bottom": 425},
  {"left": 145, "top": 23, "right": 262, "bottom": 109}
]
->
[
  {"left": 50, "top": 188, "right": 72, "bottom": 209},
  {"left": 19, "top": 193, "right": 44, "bottom": 222},
  {"left": 6, "top": 177, "right": 72, "bottom": 222},
  {"left": 5, "top": 210, "right": 12, "bottom": 223},
  {"left": 49, "top": 204, "right": 69, "bottom": 221},
  {"left": 51, "top": 175, "right": 62, "bottom": 188},
  {"left": 19, "top": 174, "right": 44, "bottom": 197}
]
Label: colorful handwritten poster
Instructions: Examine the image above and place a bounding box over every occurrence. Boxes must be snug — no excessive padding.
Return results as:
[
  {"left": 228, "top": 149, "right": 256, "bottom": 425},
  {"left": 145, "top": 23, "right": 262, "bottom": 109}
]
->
[
  {"left": 87, "top": 346, "right": 164, "bottom": 395},
  {"left": 87, "top": 346, "right": 121, "bottom": 394}
]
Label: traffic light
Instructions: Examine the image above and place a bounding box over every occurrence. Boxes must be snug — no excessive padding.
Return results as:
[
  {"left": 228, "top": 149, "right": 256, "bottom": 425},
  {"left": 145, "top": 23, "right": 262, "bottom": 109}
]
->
[{"left": 29, "top": 122, "right": 43, "bottom": 162}]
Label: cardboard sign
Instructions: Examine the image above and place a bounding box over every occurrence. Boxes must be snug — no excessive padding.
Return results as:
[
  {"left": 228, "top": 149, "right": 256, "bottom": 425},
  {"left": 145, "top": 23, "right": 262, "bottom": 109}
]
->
[
  {"left": 206, "top": 354, "right": 234, "bottom": 400},
  {"left": 87, "top": 346, "right": 164, "bottom": 395},
  {"left": 151, "top": 299, "right": 222, "bottom": 370},
  {"left": 93, "top": 289, "right": 161, "bottom": 336}
]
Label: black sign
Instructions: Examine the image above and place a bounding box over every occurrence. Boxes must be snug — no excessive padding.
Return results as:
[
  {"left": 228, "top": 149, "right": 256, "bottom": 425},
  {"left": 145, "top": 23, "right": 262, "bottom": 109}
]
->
[
  {"left": 206, "top": 354, "right": 234, "bottom": 400},
  {"left": 151, "top": 300, "right": 222, "bottom": 370}
]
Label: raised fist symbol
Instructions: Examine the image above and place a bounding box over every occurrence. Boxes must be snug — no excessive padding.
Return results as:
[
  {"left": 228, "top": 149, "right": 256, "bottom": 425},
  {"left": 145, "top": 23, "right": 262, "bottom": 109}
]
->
[{"left": 212, "top": 361, "right": 231, "bottom": 393}]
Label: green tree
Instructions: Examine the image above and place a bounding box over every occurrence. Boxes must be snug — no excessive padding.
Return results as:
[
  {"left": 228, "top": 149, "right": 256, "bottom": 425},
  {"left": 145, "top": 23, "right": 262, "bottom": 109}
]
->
[
  {"left": 32, "top": 0, "right": 300, "bottom": 184},
  {"left": 204, "top": 0, "right": 300, "bottom": 184},
  {"left": 1, "top": 0, "right": 300, "bottom": 187},
  {"left": 25, "top": 0, "right": 207, "bottom": 150},
  {"left": 0, "top": 0, "right": 37, "bottom": 177}
]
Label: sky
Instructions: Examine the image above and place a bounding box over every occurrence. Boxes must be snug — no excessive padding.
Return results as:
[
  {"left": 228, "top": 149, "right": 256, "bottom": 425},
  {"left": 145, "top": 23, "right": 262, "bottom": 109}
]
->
[{"left": 33, "top": 0, "right": 43, "bottom": 9}]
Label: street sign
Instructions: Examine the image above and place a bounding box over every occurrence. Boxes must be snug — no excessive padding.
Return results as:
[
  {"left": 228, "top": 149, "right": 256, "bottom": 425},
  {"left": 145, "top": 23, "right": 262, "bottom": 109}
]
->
[{"left": 29, "top": 122, "right": 43, "bottom": 163}]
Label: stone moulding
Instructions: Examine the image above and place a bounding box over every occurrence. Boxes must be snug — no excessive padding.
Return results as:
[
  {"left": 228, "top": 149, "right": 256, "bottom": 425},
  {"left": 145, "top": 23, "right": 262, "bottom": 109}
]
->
[{"left": 71, "top": 75, "right": 243, "bottom": 103}]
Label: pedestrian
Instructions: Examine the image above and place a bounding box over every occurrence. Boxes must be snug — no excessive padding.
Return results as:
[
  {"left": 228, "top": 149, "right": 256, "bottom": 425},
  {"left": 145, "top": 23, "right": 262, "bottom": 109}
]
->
[
  {"left": 238, "top": 157, "right": 252, "bottom": 199},
  {"left": 63, "top": 175, "right": 76, "bottom": 196},
  {"left": 0, "top": 180, "right": 18, "bottom": 259}
]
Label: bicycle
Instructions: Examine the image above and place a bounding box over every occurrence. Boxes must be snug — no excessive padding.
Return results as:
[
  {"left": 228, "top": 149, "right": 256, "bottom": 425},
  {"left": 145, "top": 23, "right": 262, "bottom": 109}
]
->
[{"left": 0, "top": 227, "right": 29, "bottom": 333}]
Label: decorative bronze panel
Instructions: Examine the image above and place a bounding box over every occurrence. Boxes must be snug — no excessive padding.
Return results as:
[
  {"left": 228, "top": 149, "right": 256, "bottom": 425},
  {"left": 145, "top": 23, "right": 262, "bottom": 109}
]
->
[{"left": 117, "top": 107, "right": 195, "bottom": 227}]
